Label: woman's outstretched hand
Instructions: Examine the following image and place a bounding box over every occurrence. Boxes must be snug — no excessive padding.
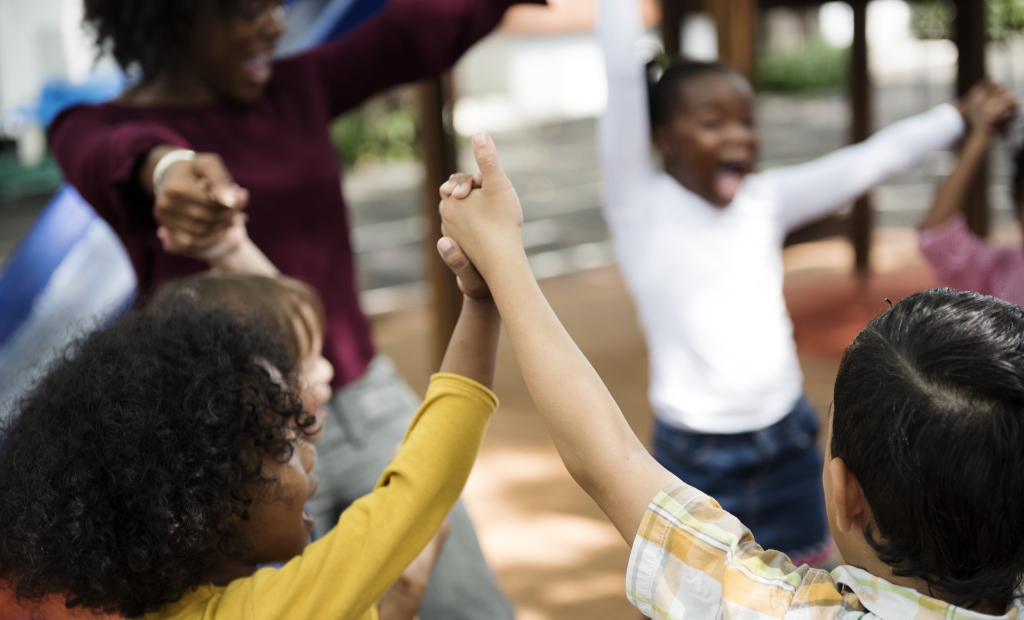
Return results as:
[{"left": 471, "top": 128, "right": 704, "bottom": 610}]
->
[{"left": 143, "top": 145, "right": 251, "bottom": 261}]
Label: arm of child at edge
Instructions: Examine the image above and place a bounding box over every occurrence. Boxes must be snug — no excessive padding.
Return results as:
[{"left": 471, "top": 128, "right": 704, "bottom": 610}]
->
[
  {"left": 439, "top": 133, "right": 678, "bottom": 543},
  {"left": 921, "top": 81, "right": 1018, "bottom": 230}
]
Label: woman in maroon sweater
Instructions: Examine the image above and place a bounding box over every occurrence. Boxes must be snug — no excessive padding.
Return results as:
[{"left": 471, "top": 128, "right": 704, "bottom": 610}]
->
[{"left": 49, "top": 0, "right": 528, "bottom": 617}]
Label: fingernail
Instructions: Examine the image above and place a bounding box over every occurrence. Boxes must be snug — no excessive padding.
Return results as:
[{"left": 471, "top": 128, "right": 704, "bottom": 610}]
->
[
  {"left": 438, "top": 238, "right": 453, "bottom": 253},
  {"left": 220, "top": 187, "right": 237, "bottom": 208},
  {"left": 472, "top": 132, "right": 488, "bottom": 147}
]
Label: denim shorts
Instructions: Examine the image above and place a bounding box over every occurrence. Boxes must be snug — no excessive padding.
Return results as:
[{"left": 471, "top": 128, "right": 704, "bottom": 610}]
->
[{"left": 653, "top": 397, "right": 831, "bottom": 562}]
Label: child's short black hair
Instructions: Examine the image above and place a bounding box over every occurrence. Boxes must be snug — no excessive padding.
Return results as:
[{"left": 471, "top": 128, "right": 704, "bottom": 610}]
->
[
  {"left": 646, "top": 57, "right": 739, "bottom": 130},
  {"left": 0, "top": 296, "right": 313, "bottom": 617},
  {"left": 832, "top": 288, "right": 1024, "bottom": 607}
]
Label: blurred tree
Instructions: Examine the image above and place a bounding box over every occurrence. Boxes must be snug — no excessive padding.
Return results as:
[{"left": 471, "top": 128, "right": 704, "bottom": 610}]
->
[
  {"left": 912, "top": 0, "right": 1024, "bottom": 42},
  {"left": 911, "top": 0, "right": 954, "bottom": 39},
  {"left": 330, "top": 88, "right": 420, "bottom": 168},
  {"left": 756, "top": 37, "right": 849, "bottom": 92},
  {"left": 989, "top": 0, "right": 1024, "bottom": 42}
]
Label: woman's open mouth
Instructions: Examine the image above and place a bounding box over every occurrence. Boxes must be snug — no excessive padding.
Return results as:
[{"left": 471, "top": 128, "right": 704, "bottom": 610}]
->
[{"left": 242, "top": 53, "right": 273, "bottom": 86}]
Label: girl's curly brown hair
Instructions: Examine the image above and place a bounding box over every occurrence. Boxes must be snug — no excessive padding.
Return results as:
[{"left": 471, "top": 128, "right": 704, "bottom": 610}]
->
[{"left": 0, "top": 295, "right": 313, "bottom": 617}]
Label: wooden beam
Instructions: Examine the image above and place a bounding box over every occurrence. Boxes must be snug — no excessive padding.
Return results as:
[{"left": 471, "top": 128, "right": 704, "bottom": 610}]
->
[
  {"left": 419, "top": 74, "right": 463, "bottom": 366},
  {"left": 661, "top": 0, "right": 684, "bottom": 56},
  {"left": 954, "top": 0, "right": 989, "bottom": 237},
  {"left": 708, "top": 0, "right": 757, "bottom": 80},
  {"left": 849, "top": 0, "right": 872, "bottom": 272}
]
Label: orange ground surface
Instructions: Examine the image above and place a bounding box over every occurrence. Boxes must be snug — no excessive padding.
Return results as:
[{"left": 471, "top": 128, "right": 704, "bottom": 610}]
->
[{"left": 0, "top": 232, "right": 947, "bottom": 620}]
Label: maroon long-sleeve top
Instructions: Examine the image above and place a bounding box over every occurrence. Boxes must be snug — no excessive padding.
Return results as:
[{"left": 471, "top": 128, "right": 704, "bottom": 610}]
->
[{"left": 50, "top": 0, "right": 530, "bottom": 389}]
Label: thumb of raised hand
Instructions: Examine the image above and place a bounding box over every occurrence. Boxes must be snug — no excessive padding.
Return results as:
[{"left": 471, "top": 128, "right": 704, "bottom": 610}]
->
[{"left": 471, "top": 133, "right": 511, "bottom": 192}]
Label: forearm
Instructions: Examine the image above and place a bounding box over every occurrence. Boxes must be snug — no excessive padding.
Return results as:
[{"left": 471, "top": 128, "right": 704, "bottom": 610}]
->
[
  {"left": 439, "top": 297, "right": 500, "bottom": 389},
  {"left": 138, "top": 143, "right": 180, "bottom": 197},
  {"left": 209, "top": 237, "right": 280, "bottom": 276},
  {"left": 921, "top": 130, "right": 992, "bottom": 230},
  {"left": 482, "top": 247, "right": 674, "bottom": 541}
]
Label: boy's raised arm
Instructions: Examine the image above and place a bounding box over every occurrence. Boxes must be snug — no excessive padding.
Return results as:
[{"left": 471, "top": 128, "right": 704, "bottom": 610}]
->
[{"left": 439, "top": 134, "right": 677, "bottom": 543}]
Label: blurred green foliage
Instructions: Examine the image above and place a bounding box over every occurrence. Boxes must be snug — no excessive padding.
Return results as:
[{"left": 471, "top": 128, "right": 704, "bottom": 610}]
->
[
  {"left": 756, "top": 38, "right": 849, "bottom": 93},
  {"left": 330, "top": 91, "right": 419, "bottom": 168},
  {"left": 989, "top": 0, "right": 1024, "bottom": 42},
  {"left": 912, "top": 0, "right": 1024, "bottom": 42}
]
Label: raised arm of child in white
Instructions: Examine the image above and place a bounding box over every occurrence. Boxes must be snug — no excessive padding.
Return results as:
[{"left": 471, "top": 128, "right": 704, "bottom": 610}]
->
[
  {"left": 440, "top": 133, "right": 678, "bottom": 543},
  {"left": 597, "top": 0, "right": 657, "bottom": 222},
  {"left": 767, "top": 102, "right": 966, "bottom": 234}
]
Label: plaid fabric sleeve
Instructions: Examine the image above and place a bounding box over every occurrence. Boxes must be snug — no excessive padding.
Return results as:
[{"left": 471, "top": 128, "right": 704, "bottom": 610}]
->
[{"left": 627, "top": 482, "right": 848, "bottom": 620}]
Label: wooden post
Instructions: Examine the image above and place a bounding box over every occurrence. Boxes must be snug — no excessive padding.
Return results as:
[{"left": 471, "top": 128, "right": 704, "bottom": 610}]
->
[
  {"left": 954, "top": 0, "right": 989, "bottom": 237},
  {"left": 661, "top": 0, "right": 684, "bottom": 56},
  {"left": 709, "top": 0, "right": 757, "bottom": 80},
  {"left": 419, "top": 74, "right": 463, "bottom": 366},
  {"left": 849, "top": 0, "right": 872, "bottom": 272}
]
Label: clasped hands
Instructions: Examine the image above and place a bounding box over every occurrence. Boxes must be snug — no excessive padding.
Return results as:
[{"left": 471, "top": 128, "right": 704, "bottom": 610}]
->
[
  {"left": 435, "top": 133, "right": 525, "bottom": 298},
  {"left": 151, "top": 149, "right": 250, "bottom": 261}
]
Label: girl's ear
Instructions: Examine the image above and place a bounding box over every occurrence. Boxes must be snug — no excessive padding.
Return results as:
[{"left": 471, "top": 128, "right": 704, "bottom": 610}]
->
[{"left": 828, "top": 458, "right": 869, "bottom": 533}]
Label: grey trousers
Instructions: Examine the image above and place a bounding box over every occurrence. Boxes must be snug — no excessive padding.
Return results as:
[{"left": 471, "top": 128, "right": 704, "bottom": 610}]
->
[{"left": 307, "top": 356, "right": 514, "bottom": 620}]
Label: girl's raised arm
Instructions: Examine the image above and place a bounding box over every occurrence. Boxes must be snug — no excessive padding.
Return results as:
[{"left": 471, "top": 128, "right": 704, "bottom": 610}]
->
[{"left": 597, "top": 0, "right": 657, "bottom": 223}]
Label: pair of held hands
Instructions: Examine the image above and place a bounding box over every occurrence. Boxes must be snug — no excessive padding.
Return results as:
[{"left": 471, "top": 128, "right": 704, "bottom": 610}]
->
[
  {"left": 436, "top": 133, "right": 524, "bottom": 301},
  {"left": 153, "top": 133, "right": 524, "bottom": 299},
  {"left": 958, "top": 79, "right": 1019, "bottom": 138}
]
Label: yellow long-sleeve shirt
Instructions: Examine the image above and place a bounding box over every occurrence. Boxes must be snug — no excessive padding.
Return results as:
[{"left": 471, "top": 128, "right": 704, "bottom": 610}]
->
[{"left": 145, "top": 373, "right": 497, "bottom": 620}]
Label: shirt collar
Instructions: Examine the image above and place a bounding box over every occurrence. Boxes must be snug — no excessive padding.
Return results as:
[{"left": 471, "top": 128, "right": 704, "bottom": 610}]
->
[{"left": 833, "top": 565, "right": 1024, "bottom": 620}]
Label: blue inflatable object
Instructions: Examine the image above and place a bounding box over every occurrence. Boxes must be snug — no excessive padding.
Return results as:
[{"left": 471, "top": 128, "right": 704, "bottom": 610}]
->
[
  {"left": 0, "top": 187, "right": 136, "bottom": 414},
  {"left": 0, "top": 0, "right": 387, "bottom": 418}
]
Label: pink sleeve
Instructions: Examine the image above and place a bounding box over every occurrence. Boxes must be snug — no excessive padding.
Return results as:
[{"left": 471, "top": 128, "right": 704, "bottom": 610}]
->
[
  {"left": 48, "top": 105, "right": 191, "bottom": 228},
  {"left": 919, "top": 213, "right": 1007, "bottom": 296}
]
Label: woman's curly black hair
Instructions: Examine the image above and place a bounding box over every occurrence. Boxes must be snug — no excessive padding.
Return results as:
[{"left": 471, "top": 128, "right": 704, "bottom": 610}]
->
[
  {"left": 83, "top": 0, "right": 246, "bottom": 82},
  {"left": 0, "top": 296, "right": 313, "bottom": 617}
]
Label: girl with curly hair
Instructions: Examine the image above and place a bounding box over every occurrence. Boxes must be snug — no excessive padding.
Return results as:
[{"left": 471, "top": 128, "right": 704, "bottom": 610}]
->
[
  {"left": 49, "top": 0, "right": 536, "bottom": 614},
  {"left": 0, "top": 242, "right": 502, "bottom": 620}
]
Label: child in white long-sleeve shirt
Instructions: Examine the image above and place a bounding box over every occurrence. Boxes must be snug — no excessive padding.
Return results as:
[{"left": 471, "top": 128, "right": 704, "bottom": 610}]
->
[{"left": 597, "top": 0, "right": 984, "bottom": 563}]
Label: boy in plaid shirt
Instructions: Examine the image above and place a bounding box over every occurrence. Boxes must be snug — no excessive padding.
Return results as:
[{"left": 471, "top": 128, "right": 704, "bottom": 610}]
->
[{"left": 438, "top": 133, "right": 1024, "bottom": 620}]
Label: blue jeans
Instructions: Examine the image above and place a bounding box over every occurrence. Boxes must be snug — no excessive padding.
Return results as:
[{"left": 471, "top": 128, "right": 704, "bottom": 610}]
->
[{"left": 653, "top": 397, "right": 830, "bottom": 559}]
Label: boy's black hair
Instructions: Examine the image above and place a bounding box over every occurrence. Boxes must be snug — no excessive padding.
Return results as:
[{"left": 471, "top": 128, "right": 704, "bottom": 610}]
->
[
  {"left": 1012, "top": 142, "right": 1024, "bottom": 214},
  {"left": 83, "top": 0, "right": 246, "bottom": 82},
  {"left": 832, "top": 288, "right": 1024, "bottom": 607},
  {"left": 646, "top": 57, "right": 740, "bottom": 130},
  {"left": 0, "top": 297, "right": 313, "bottom": 617}
]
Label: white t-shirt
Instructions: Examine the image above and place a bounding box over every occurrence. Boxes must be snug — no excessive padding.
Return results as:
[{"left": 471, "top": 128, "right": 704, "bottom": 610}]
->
[{"left": 597, "top": 0, "right": 966, "bottom": 433}]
